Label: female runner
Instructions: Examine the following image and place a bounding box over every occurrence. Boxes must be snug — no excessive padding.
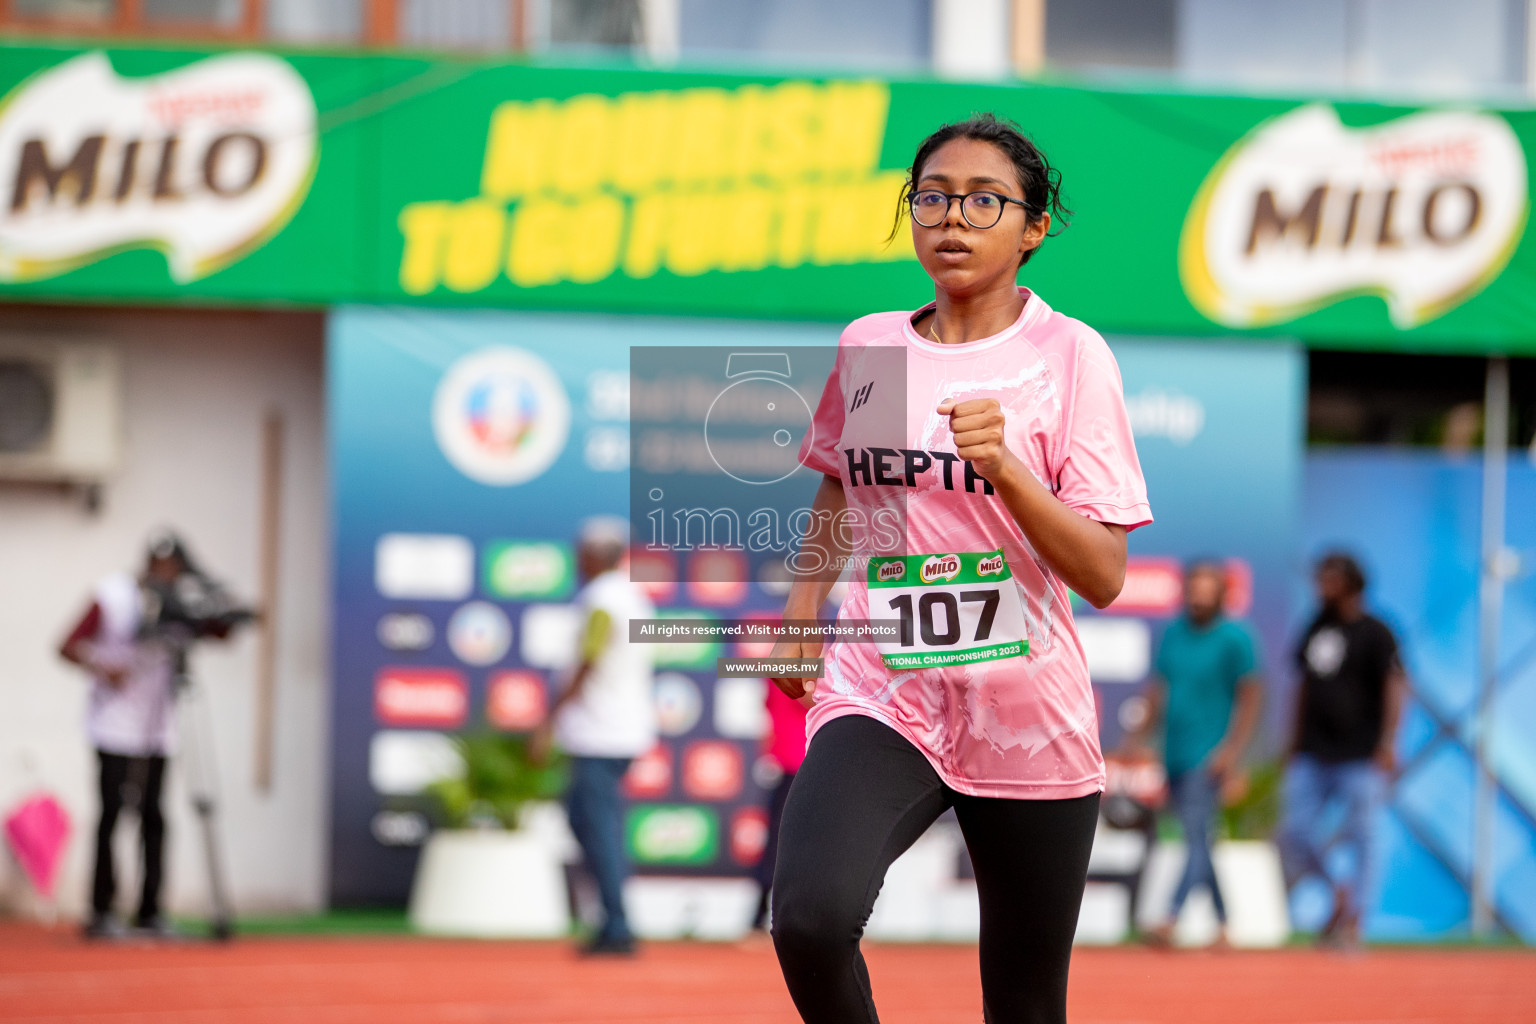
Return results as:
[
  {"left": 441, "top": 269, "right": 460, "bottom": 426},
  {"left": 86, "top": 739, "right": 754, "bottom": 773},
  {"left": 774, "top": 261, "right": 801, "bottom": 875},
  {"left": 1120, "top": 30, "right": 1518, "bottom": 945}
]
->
[{"left": 768, "top": 114, "right": 1152, "bottom": 1024}]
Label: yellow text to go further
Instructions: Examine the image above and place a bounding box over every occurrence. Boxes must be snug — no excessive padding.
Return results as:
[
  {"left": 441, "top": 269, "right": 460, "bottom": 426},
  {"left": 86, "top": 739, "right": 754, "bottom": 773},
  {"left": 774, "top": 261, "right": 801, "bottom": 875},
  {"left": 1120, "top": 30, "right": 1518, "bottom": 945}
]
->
[{"left": 398, "top": 177, "right": 916, "bottom": 294}]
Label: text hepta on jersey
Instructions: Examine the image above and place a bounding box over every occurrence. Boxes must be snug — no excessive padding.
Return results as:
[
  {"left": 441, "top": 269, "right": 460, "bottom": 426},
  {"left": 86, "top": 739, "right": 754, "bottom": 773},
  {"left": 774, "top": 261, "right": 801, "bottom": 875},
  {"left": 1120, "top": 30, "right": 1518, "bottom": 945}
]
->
[{"left": 843, "top": 446, "right": 996, "bottom": 494}]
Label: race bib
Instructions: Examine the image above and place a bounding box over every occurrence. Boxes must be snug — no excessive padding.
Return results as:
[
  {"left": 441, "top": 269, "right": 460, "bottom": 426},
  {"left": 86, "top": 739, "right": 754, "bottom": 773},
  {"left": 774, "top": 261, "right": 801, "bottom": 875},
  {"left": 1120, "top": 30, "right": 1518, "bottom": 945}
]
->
[{"left": 867, "top": 549, "right": 1028, "bottom": 670}]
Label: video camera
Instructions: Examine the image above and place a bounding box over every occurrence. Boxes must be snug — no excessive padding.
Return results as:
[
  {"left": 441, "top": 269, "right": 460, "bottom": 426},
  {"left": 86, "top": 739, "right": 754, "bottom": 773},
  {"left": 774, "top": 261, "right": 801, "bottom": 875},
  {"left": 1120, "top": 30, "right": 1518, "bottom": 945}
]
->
[{"left": 137, "top": 532, "right": 257, "bottom": 655}]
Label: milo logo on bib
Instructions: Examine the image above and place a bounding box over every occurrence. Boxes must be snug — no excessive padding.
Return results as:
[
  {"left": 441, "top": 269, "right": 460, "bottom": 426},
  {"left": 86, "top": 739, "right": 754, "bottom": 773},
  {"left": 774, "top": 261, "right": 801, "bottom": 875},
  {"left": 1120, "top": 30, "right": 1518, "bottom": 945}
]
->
[
  {"left": 921, "top": 554, "right": 961, "bottom": 583},
  {"left": 868, "top": 548, "right": 1028, "bottom": 669}
]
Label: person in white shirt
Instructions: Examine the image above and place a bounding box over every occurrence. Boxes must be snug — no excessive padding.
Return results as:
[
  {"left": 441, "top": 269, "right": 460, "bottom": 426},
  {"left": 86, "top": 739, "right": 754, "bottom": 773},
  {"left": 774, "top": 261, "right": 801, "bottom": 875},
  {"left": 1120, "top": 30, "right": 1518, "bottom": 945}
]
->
[
  {"left": 533, "top": 516, "right": 656, "bottom": 955},
  {"left": 59, "top": 535, "right": 185, "bottom": 939}
]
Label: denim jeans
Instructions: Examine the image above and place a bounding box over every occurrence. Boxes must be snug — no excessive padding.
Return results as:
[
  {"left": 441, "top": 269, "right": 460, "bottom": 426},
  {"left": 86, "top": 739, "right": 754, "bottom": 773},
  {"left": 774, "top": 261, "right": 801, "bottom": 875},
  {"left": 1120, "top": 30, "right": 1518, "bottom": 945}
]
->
[
  {"left": 1276, "top": 753, "right": 1381, "bottom": 922},
  {"left": 1167, "top": 766, "right": 1226, "bottom": 924},
  {"left": 565, "top": 755, "right": 633, "bottom": 942}
]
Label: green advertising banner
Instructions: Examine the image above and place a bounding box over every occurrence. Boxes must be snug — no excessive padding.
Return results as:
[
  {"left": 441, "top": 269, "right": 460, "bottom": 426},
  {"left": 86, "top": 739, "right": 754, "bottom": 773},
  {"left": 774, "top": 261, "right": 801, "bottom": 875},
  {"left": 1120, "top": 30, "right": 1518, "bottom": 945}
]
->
[{"left": 2, "top": 41, "right": 1534, "bottom": 353}]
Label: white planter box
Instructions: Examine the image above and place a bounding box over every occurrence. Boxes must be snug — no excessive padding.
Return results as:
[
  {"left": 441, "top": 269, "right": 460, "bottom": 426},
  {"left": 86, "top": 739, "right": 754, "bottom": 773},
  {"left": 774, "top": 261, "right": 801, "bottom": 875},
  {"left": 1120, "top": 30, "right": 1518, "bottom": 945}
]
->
[
  {"left": 408, "top": 828, "right": 570, "bottom": 938},
  {"left": 1135, "top": 838, "right": 1291, "bottom": 947}
]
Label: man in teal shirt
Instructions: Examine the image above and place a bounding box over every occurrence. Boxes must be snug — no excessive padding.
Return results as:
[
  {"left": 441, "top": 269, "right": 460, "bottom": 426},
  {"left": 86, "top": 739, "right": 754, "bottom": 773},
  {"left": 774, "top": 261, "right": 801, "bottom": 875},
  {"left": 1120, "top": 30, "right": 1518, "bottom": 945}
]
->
[{"left": 1135, "top": 560, "right": 1264, "bottom": 947}]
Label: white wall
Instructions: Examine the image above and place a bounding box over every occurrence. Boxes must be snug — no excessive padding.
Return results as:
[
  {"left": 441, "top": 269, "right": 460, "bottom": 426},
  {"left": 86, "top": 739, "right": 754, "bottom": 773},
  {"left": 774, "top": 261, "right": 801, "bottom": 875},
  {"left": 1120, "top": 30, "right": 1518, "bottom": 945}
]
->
[{"left": 0, "top": 306, "right": 329, "bottom": 920}]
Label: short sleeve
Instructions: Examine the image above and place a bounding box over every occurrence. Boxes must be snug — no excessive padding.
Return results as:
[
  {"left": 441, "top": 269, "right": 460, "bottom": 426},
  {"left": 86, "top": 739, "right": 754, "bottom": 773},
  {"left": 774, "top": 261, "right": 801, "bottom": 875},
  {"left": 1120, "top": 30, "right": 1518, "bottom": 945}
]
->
[
  {"left": 62, "top": 601, "right": 103, "bottom": 648},
  {"left": 1154, "top": 624, "right": 1174, "bottom": 678},
  {"left": 1229, "top": 624, "right": 1259, "bottom": 680},
  {"left": 798, "top": 349, "right": 845, "bottom": 478},
  {"left": 1054, "top": 330, "right": 1152, "bottom": 530},
  {"left": 1376, "top": 621, "right": 1402, "bottom": 678}
]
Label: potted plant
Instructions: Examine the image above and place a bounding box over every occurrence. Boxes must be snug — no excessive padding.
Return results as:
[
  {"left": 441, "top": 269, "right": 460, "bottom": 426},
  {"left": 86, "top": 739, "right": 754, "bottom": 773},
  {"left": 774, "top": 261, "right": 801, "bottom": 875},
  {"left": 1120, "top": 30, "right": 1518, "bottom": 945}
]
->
[{"left": 407, "top": 733, "right": 572, "bottom": 938}]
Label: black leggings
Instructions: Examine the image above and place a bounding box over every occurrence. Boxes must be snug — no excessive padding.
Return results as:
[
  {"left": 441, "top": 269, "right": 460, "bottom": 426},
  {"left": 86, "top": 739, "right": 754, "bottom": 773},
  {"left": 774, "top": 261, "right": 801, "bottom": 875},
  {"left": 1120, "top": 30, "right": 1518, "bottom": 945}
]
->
[{"left": 771, "top": 715, "right": 1099, "bottom": 1024}]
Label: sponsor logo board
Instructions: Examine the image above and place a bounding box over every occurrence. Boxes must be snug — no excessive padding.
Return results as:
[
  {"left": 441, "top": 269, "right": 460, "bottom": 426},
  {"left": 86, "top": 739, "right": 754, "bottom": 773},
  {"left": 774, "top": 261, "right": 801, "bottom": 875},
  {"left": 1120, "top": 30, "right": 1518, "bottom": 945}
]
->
[
  {"left": 730, "top": 806, "right": 770, "bottom": 867},
  {"left": 396, "top": 81, "right": 911, "bottom": 297},
  {"left": 629, "top": 548, "right": 679, "bottom": 602},
  {"left": 376, "top": 612, "right": 435, "bottom": 651},
  {"left": 623, "top": 743, "right": 674, "bottom": 799},
  {"left": 651, "top": 609, "right": 721, "bottom": 668},
  {"left": 368, "top": 729, "right": 460, "bottom": 794},
  {"left": 685, "top": 549, "right": 749, "bottom": 606},
  {"left": 712, "top": 676, "right": 769, "bottom": 739},
  {"left": 374, "top": 667, "right": 468, "bottom": 728},
  {"left": 626, "top": 804, "right": 719, "bottom": 865},
  {"left": 1105, "top": 557, "right": 1185, "bottom": 617},
  {"left": 681, "top": 739, "right": 745, "bottom": 800},
  {"left": 518, "top": 602, "right": 581, "bottom": 669},
  {"left": 1181, "top": 103, "right": 1528, "bottom": 329},
  {"left": 375, "top": 533, "right": 475, "bottom": 601},
  {"left": 0, "top": 51, "right": 317, "bottom": 282},
  {"left": 483, "top": 539, "right": 574, "bottom": 599},
  {"left": 486, "top": 670, "right": 547, "bottom": 730}
]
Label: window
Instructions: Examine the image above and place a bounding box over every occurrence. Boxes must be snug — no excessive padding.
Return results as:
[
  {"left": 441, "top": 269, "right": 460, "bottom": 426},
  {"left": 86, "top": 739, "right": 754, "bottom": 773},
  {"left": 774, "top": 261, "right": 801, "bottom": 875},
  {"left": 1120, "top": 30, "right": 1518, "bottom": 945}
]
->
[
  {"left": 680, "top": 0, "right": 932, "bottom": 72},
  {"left": 1044, "top": 0, "right": 1176, "bottom": 74},
  {"left": 546, "top": 0, "right": 641, "bottom": 48}
]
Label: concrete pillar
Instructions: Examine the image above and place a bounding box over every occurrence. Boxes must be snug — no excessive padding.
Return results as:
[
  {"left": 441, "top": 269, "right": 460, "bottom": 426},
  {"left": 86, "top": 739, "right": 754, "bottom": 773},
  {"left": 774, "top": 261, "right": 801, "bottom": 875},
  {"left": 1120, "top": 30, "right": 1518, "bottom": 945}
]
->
[
  {"left": 933, "top": 0, "right": 1012, "bottom": 79},
  {"left": 641, "top": 0, "right": 680, "bottom": 64}
]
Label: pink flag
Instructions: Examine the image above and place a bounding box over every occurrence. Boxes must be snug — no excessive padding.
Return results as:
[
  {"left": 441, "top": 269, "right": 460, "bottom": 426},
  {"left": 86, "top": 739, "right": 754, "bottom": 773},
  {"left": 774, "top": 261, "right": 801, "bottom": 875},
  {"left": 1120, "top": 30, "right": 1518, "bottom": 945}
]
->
[{"left": 5, "top": 794, "right": 71, "bottom": 900}]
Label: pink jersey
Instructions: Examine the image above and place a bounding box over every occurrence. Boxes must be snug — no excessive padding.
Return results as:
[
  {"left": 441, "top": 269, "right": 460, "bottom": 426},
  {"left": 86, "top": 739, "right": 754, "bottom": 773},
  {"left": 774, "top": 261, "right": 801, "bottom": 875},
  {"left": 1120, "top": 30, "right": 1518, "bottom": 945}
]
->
[{"left": 797, "top": 288, "right": 1151, "bottom": 799}]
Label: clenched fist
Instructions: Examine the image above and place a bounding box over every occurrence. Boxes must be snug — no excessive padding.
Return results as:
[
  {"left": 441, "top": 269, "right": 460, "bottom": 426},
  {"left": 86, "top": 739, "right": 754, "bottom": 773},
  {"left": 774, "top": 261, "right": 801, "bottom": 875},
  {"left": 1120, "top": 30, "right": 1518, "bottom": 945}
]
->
[{"left": 938, "top": 398, "right": 1013, "bottom": 480}]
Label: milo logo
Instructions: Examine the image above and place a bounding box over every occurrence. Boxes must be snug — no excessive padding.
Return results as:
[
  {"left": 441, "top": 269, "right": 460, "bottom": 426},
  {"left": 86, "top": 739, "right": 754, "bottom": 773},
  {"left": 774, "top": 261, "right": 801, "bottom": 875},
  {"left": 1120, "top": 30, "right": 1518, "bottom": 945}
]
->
[
  {"left": 1180, "top": 103, "right": 1527, "bottom": 329},
  {"left": 977, "top": 554, "right": 1006, "bottom": 577},
  {"left": 0, "top": 51, "right": 318, "bottom": 283},
  {"left": 921, "top": 554, "right": 960, "bottom": 583},
  {"left": 876, "top": 560, "right": 905, "bottom": 583}
]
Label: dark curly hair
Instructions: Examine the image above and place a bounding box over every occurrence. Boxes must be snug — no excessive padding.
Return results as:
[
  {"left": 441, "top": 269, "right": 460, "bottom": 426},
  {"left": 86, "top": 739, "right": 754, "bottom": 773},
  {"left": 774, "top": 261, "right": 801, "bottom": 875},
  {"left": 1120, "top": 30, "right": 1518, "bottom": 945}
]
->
[{"left": 892, "top": 113, "right": 1071, "bottom": 266}]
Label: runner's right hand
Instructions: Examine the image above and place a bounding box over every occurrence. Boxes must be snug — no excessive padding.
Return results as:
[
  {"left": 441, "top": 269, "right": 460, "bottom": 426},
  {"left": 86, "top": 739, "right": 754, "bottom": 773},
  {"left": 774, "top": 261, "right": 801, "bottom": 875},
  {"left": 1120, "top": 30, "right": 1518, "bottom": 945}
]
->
[{"left": 767, "top": 638, "right": 822, "bottom": 707}]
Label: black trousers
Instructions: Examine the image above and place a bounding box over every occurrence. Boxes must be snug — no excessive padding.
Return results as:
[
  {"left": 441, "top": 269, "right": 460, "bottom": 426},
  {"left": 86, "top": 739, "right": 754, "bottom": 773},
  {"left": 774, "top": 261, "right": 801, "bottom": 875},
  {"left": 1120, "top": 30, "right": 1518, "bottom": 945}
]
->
[
  {"left": 92, "top": 751, "right": 167, "bottom": 922},
  {"left": 771, "top": 716, "right": 1099, "bottom": 1024}
]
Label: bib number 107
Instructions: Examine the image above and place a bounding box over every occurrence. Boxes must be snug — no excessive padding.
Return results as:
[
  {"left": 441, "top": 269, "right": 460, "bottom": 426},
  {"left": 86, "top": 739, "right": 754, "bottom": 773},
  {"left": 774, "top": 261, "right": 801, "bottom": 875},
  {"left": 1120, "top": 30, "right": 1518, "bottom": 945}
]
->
[{"left": 885, "top": 590, "right": 999, "bottom": 647}]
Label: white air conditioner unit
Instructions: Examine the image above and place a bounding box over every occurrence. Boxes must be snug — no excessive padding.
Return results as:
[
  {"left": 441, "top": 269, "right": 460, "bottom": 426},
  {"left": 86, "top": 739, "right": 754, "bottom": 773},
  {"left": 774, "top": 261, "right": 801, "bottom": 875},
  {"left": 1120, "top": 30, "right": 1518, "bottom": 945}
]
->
[{"left": 0, "top": 336, "right": 122, "bottom": 484}]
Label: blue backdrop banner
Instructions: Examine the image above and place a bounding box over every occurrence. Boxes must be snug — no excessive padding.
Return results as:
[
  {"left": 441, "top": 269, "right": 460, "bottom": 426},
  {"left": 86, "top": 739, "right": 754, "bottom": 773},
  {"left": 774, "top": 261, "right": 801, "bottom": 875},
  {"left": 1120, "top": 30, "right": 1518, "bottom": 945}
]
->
[{"left": 327, "top": 307, "right": 1305, "bottom": 906}]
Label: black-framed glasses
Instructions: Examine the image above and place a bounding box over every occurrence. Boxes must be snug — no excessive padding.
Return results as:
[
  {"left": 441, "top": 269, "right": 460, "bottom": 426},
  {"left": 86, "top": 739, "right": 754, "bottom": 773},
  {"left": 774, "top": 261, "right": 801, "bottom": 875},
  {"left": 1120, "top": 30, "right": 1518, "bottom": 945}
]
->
[{"left": 909, "top": 189, "right": 1033, "bottom": 229}]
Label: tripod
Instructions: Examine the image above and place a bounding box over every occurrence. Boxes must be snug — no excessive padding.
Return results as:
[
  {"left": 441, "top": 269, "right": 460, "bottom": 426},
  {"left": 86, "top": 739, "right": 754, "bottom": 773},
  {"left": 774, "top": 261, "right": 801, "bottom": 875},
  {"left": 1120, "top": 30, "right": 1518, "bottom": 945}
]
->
[{"left": 169, "top": 648, "right": 236, "bottom": 941}]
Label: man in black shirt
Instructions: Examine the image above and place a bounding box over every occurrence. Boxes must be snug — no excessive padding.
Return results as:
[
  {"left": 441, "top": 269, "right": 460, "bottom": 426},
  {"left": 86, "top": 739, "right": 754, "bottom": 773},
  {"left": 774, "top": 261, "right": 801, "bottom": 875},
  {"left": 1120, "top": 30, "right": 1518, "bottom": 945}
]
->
[{"left": 1277, "top": 552, "right": 1406, "bottom": 948}]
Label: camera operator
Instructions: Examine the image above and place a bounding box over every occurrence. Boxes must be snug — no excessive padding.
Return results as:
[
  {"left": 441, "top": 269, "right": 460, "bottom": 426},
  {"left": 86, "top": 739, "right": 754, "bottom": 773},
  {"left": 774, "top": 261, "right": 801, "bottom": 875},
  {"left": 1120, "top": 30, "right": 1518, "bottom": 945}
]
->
[{"left": 59, "top": 532, "right": 248, "bottom": 939}]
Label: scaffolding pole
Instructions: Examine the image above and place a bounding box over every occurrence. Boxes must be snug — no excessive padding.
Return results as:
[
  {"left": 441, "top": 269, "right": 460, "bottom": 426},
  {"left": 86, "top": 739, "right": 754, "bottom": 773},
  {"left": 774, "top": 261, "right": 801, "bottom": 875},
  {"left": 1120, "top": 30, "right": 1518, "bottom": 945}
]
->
[{"left": 1472, "top": 355, "right": 1509, "bottom": 938}]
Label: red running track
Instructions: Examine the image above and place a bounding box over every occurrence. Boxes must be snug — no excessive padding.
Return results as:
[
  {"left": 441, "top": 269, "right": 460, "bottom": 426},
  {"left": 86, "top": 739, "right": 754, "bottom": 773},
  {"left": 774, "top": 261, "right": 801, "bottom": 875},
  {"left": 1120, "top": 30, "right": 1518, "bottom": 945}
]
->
[{"left": 0, "top": 923, "right": 1531, "bottom": 1024}]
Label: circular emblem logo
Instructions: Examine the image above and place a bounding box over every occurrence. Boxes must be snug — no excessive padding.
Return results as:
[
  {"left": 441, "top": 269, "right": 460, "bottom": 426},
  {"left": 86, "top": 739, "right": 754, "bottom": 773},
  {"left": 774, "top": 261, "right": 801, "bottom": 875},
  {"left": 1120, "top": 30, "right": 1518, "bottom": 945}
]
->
[
  {"left": 447, "top": 601, "right": 513, "bottom": 666},
  {"left": 433, "top": 347, "right": 571, "bottom": 486},
  {"left": 653, "top": 672, "right": 703, "bottom": 736}
]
